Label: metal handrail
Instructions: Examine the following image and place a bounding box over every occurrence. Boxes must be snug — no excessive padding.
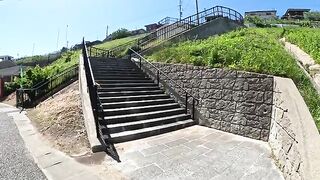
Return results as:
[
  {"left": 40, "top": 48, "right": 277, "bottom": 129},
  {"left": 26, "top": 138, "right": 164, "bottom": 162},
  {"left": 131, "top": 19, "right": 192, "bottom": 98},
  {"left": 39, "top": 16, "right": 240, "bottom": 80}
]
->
[
  {"left": 137, "top": 6, "right": 243, "bottom": 50},
  {"left": 83, "top": 40, "right": 97, "bottom": 87},
  {"left": 82, "top": 38, "right": 107, "bottom": 142},
  {"left": 108, "top": 6, "right": 243, "bottom": 57},
  {"left": 88, "top": 46, "right": 112, "bottom": 58},
  {"left": 16, "top": 64, "right": 78, "bottom": 108},
  {"left": 129, "top": 48, "right": 199, "bottom": 119},
  {"left": 20, "top": 65, "right": 78, "bottom": 91}
]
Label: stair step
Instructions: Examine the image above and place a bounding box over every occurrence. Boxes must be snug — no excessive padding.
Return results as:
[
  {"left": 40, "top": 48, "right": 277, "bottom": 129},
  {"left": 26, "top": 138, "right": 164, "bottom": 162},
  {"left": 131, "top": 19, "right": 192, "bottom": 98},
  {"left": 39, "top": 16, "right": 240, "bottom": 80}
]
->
[
  {"left": 102, "top": 98, "right": 175, "bottom": 109},
  {"left": 94, "top": 74, "right": 146, "bottom": 78},
  {"left": 99, "top": 83, "right": 157, "bottom": 88},
  {"left": 94, "top": 76, "right": 150, "bottom": 80},
  {"left": 99, "top": 94, "right": 169, "bottom": 102},
  {"left": 105, "top": 114, "right": 191, "bottom": 134},
  {"left": 95, "top": 72, "right": 143, "bottom": 76},
  {"left": 96, "top": 79, "right": 154, "bottom": 84},
  {"left": 93, "top": 68, "right": 139, "bottom": 72},
  {"left": 98, "top": 90, "right": 164, "bottom": 97},
  {"left": 98, "top": 86, "right": 160, "bottom": 92},
  {"left": 107, "top": 119, "right": 194, "bottom": 143},
  {"left": 103, "top": 103, "right": 180, "bottom": 116},
  {"left": 103, "top": 108, "right": 186, "bottom": 124}
]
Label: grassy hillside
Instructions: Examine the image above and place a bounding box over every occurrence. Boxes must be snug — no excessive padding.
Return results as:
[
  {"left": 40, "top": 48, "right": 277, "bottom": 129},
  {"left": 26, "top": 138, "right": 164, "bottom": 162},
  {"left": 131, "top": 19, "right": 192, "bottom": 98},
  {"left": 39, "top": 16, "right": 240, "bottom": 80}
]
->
[
  {"left": 9, "top": 35, "right": 145, "bottom": 90},
  {"left": 148, "top": 28, "right": 320, "bottom": 130},
  {"left": 285, "top": 28, "right": 320, "bottom": 63},
  {"left": 95, "top": 34, "right": 145, "bottom": 50}
]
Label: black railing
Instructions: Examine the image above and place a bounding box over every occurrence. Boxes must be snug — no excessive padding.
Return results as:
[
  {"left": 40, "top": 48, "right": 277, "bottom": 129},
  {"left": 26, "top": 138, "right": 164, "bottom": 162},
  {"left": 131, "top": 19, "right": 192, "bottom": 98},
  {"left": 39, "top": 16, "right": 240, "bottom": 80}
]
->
[
  {"left": 158, "top": 17, "right": 179, "bottom": 25},
  {"left": 88, "top": 46, "right": 112, "bottom": 58},
  {"left": 82, "top": 39, "right": 105, "bottom": 141},
  {"left": 109, "top": 6, "right": 243, "bottom": 57},
  {"left": 137, "top": 6, "right": 244, "bottom": 51},
  {"left": 129, "top": 48, "right": 199, "bottom": 120},
  {"left": 16, "top": 64, "right": 78, "bottom": 108}
]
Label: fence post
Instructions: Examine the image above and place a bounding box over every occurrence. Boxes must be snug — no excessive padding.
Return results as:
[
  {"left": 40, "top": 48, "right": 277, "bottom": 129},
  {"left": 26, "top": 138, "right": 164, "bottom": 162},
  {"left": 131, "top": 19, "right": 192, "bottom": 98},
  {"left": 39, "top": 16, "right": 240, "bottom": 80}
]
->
[
  {"left": 185, "top": 93, "right": 188, "bottom": 114},
  {"left": 139, "top": 57, "right": 142, "bottom": 69},
  {"left": 192, "top": 98, "right": 195, "bottom": 119},
  {"left": 157, "top": 70, "right": 160, "bottom": 85}
]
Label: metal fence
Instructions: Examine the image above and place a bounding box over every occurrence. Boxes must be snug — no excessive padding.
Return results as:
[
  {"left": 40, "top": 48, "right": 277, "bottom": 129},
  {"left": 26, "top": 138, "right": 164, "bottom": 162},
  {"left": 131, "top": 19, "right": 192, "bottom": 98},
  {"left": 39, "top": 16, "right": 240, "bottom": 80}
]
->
[
  {"left": 107, "top": 6, "right": 243, "bottom": 57},
  {"left": 16, "top": 64, "right": 78, "bottom": 108}
]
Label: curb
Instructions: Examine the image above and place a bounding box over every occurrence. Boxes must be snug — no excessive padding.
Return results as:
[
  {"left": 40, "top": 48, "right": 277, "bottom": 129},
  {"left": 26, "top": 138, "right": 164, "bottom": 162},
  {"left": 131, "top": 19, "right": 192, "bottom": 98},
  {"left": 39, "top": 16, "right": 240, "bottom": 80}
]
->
[{"left": 1, "top": 103, "right": 103, "bottom": 180}]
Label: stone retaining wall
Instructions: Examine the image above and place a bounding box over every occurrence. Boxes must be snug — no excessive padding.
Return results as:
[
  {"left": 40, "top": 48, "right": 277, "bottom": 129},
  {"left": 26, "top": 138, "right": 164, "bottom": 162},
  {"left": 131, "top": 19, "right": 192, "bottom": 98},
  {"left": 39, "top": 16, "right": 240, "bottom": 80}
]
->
[{"left": 148, "top": 62, "right": 274, "bottom": 141}]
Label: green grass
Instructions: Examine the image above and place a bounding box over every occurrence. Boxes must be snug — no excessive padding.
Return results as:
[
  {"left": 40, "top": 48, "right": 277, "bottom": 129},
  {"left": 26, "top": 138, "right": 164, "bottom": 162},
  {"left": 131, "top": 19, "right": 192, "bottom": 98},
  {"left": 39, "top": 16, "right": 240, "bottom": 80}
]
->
[
  {"left": 285, "top": 28, "right": 320, "bottom": 64},
  {"left": 95, "top": 34, "right": 145, "bottom": 50},
  {"left": 148, "top": 28, "right": 320, "bottom": 130}
]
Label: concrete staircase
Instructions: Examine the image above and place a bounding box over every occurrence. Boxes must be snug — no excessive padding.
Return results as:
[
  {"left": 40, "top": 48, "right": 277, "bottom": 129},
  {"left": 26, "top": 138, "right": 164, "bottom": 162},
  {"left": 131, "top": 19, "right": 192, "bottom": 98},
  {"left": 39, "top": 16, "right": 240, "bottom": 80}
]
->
[{"left": 91, "top": 58, "right": 194, "bottom": 143}]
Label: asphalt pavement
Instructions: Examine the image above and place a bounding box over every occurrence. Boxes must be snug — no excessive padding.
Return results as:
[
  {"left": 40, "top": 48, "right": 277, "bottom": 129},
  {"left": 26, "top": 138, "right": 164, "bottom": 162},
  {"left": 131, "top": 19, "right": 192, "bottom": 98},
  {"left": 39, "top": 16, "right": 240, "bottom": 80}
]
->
[{"left": 0, "top": 106, "right": 46, "bottom": 180}]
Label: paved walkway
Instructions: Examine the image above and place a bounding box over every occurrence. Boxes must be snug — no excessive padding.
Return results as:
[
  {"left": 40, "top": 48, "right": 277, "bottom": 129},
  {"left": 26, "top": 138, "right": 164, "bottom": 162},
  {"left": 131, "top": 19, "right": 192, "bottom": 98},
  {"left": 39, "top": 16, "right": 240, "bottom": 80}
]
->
[
  {"left": 0, "top": 103, "right": 105, "bottom": 180},
  {"left": 104, "top": 126, "right": 284, "bottom": 180},
  {"left": 0, "top": 104, "right": 46, "bottom": 180}
]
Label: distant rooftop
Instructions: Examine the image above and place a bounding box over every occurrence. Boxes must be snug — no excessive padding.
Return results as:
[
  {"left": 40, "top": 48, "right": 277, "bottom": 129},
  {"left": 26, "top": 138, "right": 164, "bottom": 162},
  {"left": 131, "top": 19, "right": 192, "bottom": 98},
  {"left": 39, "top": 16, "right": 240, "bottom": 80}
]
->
[{"left": 245, "top": 10, "right": 277, "bottom": 14}]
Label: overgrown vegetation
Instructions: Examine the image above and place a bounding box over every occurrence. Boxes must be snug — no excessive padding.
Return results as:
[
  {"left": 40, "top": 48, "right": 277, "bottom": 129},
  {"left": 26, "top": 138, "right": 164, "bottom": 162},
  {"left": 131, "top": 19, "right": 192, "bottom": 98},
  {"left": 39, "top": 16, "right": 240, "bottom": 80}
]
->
[
  {"left": 305, "top": 11, "right": 320, "bottom": 21},
  {"left": 245, "top": 16, "right": 318, "bottom": 28},
  {"left": 109, "top": 28, "right": 133, "bottom": 40},
  {"left": 13, "top": 51, "right": 79, "bottom": 89},
  {"left": 285, "top": 28, "right": 320, "bottom": 63},
  {"left": 95, "top": 34, "right": 145, "bottom": 57},
  {"left": 148, "top": 28, "right": 320, "bottom": 130}
]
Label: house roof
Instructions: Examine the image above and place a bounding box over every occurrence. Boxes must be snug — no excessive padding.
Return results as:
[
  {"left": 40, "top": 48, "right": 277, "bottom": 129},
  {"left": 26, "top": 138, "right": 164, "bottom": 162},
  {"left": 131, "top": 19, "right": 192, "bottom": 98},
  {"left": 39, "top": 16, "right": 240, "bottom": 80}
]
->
[
  {"left": 284, "top": 8, "right": 311, "bottom": 15},
  {"left": 0, "top": 55, "right": 13, "bottom": 59},
  {"left": 245, "top": 10, "right": 277, "bottom": 14},
  {"left": 0, "top": 60, "right": 16, "bottom": 69},
  {"left": 145, "top": 23, "right": 158, "bottom": 28},
  {"left": 0, "top": 66, "right": 20, "bottom": 77}
]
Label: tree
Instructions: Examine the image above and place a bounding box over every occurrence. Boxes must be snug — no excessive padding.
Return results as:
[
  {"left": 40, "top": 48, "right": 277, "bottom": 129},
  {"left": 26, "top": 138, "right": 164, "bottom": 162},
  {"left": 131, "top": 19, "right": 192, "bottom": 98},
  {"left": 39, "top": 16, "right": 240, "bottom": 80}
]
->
[
  {"left": 305, "top": 11, "right": 320, "bottom": 21},
  {"left": 110, "top": 28, "right": 132, "bottom": 40}
]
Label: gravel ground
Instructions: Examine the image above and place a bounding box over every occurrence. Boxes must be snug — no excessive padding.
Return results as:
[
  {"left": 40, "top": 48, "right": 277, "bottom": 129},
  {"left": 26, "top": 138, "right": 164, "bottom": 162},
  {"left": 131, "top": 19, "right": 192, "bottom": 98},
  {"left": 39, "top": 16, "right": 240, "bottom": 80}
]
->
[{"left": 0, "top": 110, "right": 46, "bottom": 180}]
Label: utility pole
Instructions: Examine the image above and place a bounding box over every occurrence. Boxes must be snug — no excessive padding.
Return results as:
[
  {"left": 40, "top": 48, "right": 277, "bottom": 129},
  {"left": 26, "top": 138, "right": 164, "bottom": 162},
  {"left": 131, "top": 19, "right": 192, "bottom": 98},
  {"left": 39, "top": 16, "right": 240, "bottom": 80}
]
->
[
  {"left": 195, "top": 0, "right": 199, "bottom": 25},
  {"left": 66, "top": 25, "right": 69, "bottom": 49},
  {"left": 32, "top": 43, "right": 35, "bottom": 57},
  {"left": 106, "top": 26, "right": 109, "bottom": 39},
  {"left": 56, "top": 29, "right": 60, "bottom": 51},
  {"left": 179, "top": 0, "right": 183, "bottom": 20}
]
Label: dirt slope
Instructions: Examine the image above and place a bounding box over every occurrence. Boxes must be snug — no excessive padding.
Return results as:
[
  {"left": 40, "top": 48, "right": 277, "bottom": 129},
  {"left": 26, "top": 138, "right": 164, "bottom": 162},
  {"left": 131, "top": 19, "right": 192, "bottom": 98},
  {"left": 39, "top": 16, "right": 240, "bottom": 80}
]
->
[{"left": 27, "top": 81, "right": 90, "bottom": 155}]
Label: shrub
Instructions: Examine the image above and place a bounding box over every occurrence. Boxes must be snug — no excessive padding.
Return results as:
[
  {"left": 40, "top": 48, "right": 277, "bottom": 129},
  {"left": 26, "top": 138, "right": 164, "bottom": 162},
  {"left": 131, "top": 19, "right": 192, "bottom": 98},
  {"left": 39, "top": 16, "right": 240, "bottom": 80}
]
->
[{"left": 110, "top": 28, "right": 132, "bottom": 40}]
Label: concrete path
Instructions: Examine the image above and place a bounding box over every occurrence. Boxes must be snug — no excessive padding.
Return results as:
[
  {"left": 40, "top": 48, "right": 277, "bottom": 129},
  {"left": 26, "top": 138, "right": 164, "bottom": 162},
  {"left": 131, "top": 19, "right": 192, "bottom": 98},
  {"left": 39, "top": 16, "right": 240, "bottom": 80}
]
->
[
  {"left": 0, "top": 104, "right": 46, "bottom": 180},
  {"left": 281, "top": 38, "right": 320, "bottom": 93},
  {"left": 0, "top": 103, "right": 104, "bottom": 180},
  {"left": 104, "top": 126, "right": 284, "bottom": 180}
]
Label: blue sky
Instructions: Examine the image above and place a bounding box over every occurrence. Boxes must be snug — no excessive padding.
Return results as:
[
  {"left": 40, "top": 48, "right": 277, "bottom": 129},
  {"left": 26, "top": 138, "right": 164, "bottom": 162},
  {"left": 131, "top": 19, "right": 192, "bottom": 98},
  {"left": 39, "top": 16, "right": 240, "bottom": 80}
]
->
[{"left": 1, "top": 0, "right": 319, "bottom": 58}]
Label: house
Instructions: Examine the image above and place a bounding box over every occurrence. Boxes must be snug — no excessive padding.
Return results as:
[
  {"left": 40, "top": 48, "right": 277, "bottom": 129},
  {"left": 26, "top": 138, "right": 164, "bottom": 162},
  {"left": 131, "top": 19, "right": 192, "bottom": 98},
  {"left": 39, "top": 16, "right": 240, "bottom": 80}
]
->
[
  {"left": 0, "top": 60, "right": 26, "bottom": 82},
  {"left": 145, "top": 23, "right": 163, "bottom": 32},
  {"left": 130, "top": 29, "right": 146, "bottom": 36},
  {"left": 282, "top": 9, "right": 311, "bottom": 20},
  {"left": 0, "top": 55, "right": 14, "bottom": 62},
  {"left": 245, "top": 10, "right": 277, "bottom": 20}
]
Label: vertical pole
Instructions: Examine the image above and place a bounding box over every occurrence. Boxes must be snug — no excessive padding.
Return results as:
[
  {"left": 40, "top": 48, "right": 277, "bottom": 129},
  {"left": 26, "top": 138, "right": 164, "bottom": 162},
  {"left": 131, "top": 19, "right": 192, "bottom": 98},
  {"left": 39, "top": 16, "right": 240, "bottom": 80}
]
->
[
  {"left": 192, "top": 98, "right": 195, "bottom": 119},
  {"left": 185, "top": 93, "right": 188, "bottom": 114},
  {"left": 195, "top": 0, "right": 199, "bottom": 25},
  {"left": 139, "top": 57, "right": 142, "bottom": 69},
  {"left": 157, "top": 70, "right": 160, "bottom": 85}
]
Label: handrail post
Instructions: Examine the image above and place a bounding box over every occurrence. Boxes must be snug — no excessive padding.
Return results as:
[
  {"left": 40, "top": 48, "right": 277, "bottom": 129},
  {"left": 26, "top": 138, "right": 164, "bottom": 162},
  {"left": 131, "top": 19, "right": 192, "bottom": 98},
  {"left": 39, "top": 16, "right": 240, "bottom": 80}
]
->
[
  {"left": 192, "top": 98, "right": 195, "bottom": 119},
  {"left": 129, "top": 52, "right": 132, "bottom": 60},
  {"left": 157, "top": 70, "right": 160, "bottom": 85},
  {"left": 185, "top": 93, "right": 188, "bottom": 114},
  {"left": 139, "top": 56, "right": 142, "bottom": 69}
]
